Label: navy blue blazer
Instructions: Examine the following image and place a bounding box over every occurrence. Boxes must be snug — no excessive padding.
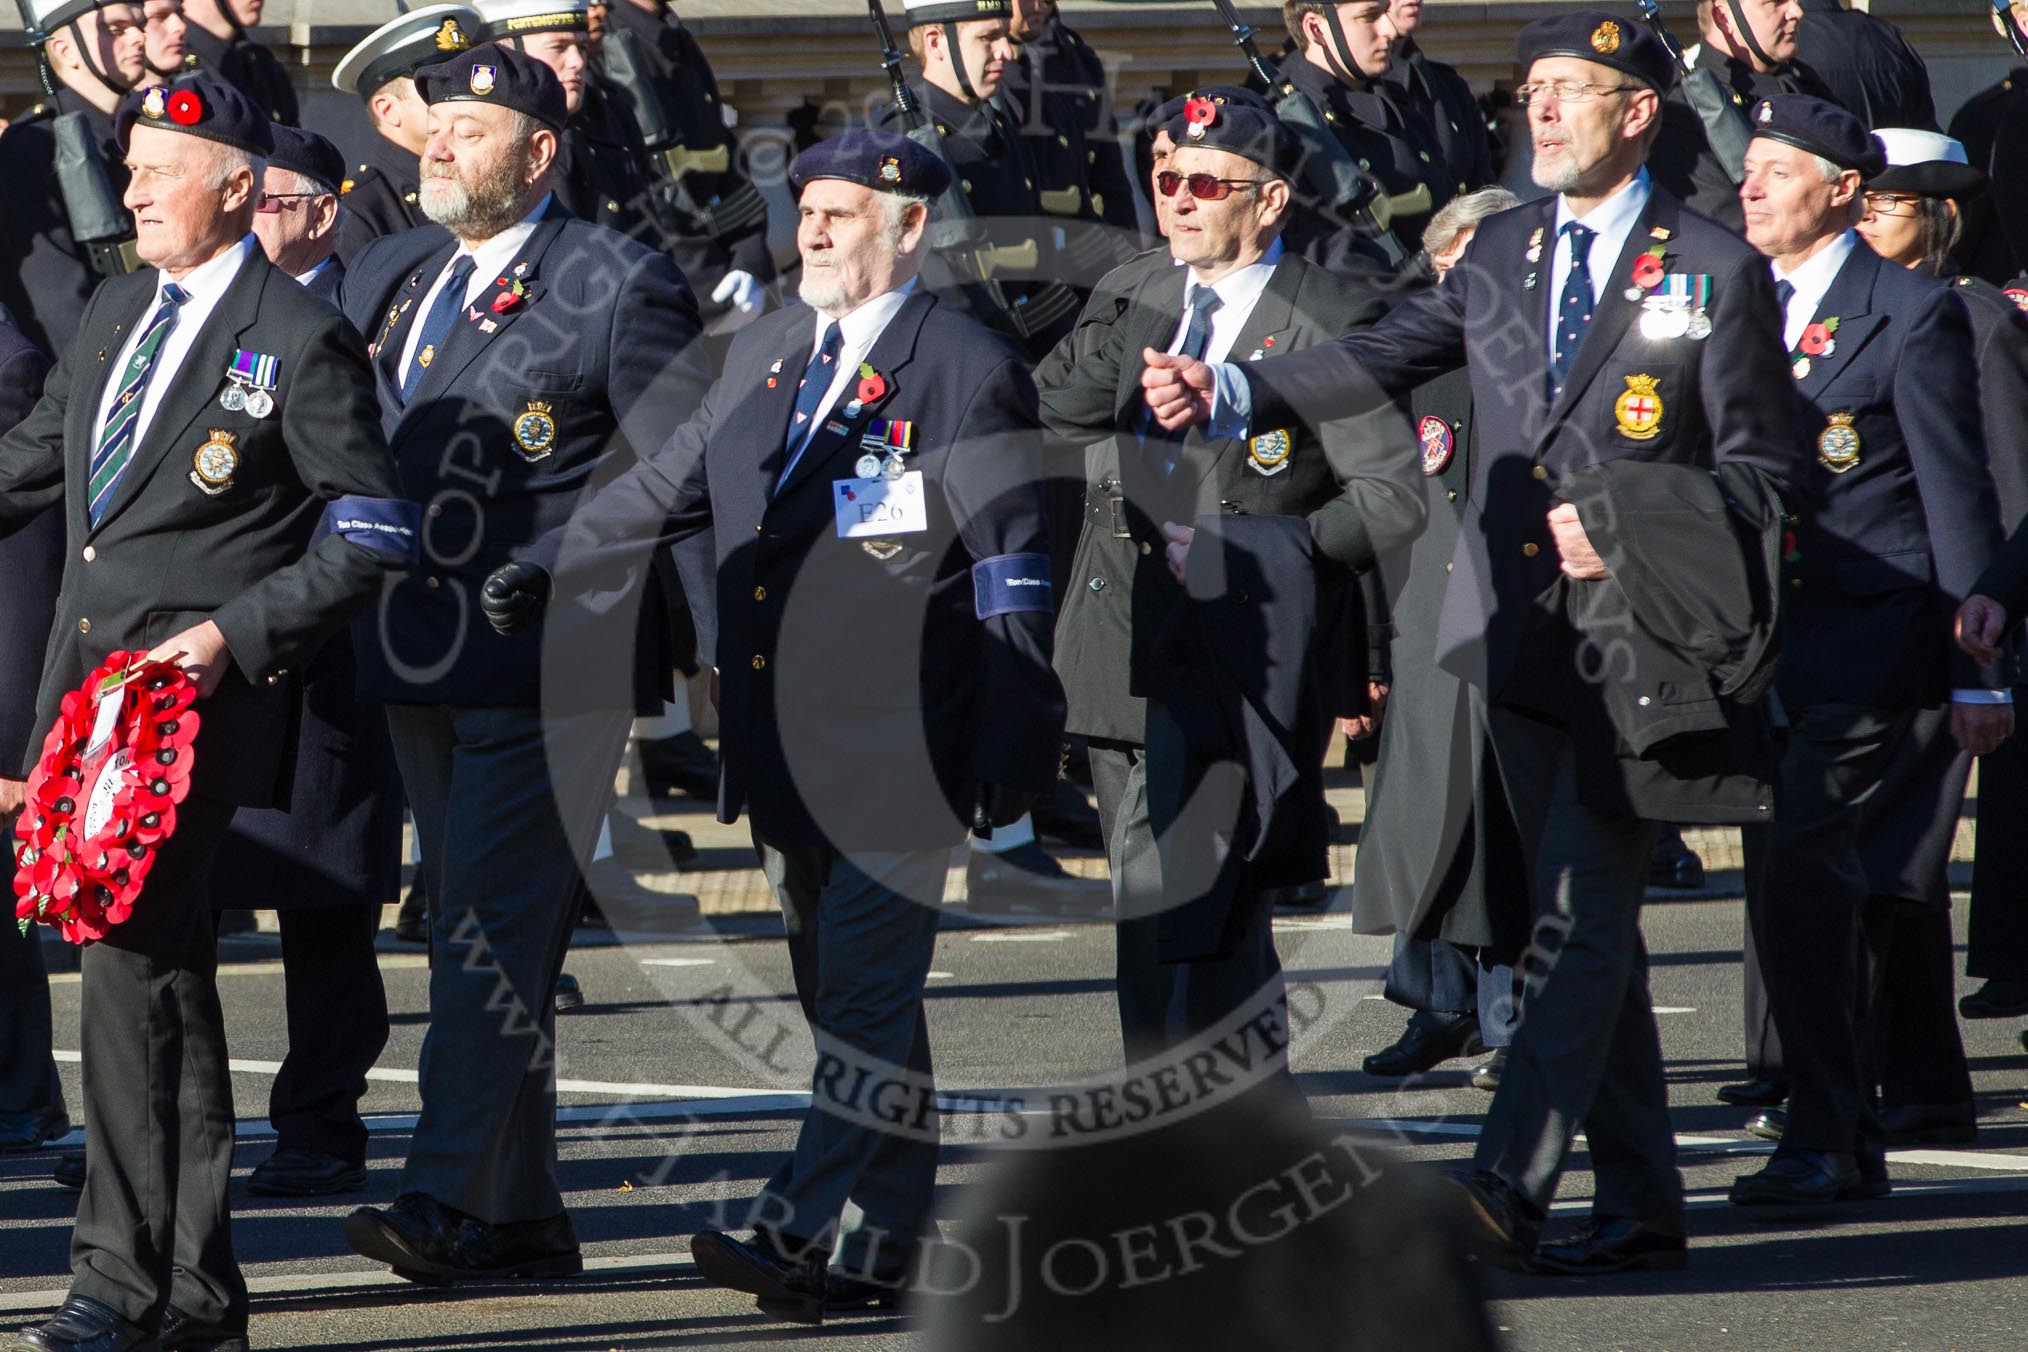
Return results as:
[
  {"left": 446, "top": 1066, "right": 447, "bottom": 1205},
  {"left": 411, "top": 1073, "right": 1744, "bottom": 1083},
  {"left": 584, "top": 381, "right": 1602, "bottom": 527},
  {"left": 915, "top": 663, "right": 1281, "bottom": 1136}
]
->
[
  {"left": 340, "top": 201, "right": 711, "bottom": 710},
  {"left": 0, "top": 318, "right": 55, "bottom": 773},
  {"left": 531, "top": 289, "right": 1067, "bottom": 852},
  {"left": 1779, "top": 241, "right": 2003, "bottom": 709}
]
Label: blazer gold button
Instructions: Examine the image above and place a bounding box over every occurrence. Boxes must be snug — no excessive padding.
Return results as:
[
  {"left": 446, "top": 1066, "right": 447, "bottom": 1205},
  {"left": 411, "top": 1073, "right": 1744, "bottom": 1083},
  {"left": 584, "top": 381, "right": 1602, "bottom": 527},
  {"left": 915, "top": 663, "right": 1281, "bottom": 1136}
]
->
[
  {"left": 1447, "top": 490, "right": 1457, "bottom": 502},
  {"left": 751, "top": 655, "right": 766, "bottom": 670},
  {"left": 1522, "top": 542, "right": 1540, "bottom": 558},
  {"left": 1445, "top": 562, "right": 1453, "bottom": 572},
  {"left": 78, "top": 617, "right": 91, "bottom": 634},
  {"left": 426, "top": 503, "right": 443, "bottom": 519},
  {"left": 425, "top": 576, "right": 440, "bottom": 589},
  {"left": 1140, "top": 542, "right": 1152, "bottom": 556},
  {"left": 753, "top": 585, "right": 767, "bottom": 602},
  {"left": 1532, "top": 465, "right": 1549, "bottom": 481},
  {"left": 82, "top": 546, "right": 95, "bottom": 562}
]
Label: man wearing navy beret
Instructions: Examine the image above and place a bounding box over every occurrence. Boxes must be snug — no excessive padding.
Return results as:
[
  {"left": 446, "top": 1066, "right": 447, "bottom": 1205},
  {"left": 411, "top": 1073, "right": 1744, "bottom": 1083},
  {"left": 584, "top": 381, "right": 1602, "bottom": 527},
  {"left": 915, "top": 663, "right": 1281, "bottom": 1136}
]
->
[
  {"left": 486, "top": 127, "right": 1067, "bottom": 1323},
  {"left": 0, "top": 75, "right": 412, "bottom": 1352},
  {"left": 1143, "top": 10, "right": 1807, "bottom": 1274}
]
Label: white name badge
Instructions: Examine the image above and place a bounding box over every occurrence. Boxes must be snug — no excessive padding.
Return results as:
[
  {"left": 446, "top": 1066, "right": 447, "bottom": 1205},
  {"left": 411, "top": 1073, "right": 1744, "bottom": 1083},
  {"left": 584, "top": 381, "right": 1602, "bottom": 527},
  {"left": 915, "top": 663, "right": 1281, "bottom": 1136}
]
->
[{"left": 834, "top": 471, "right": 928, "bottom": 538}]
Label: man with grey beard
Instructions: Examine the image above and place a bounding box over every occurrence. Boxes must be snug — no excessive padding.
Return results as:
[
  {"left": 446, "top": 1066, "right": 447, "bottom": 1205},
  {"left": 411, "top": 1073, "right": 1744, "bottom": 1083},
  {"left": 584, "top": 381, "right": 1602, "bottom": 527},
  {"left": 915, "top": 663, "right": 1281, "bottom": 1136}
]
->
[{"left": 335, "top": 41, "right": 711, "bottom": 1285}]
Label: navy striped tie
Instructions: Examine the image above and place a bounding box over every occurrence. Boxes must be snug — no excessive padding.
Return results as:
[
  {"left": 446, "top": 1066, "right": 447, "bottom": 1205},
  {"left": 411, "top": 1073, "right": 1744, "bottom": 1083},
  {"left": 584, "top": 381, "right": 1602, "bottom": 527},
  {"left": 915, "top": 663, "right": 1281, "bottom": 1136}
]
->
[{"left": 89, "top": 282, "right": 188, "bottom": 526}]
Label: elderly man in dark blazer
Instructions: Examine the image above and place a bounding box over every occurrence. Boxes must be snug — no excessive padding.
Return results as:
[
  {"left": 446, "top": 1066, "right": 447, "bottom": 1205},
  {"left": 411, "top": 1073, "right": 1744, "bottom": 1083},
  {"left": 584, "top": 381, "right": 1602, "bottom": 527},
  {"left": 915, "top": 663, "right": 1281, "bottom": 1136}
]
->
[
  {"left": 1144, "top": 14, "right": 1805, "bottom": 1273},
  {"left": 336, "top": 42, "right": 710, "bottom": 1286},
  {"left": 0, "top": 77, "right": 411, "bottom": 1352},
  {"left": 486, "top": 129, "right": 1067, "bottom": 1324},
  {"left": 0, "top": 314, "right": 65, "bottom": 1157}
]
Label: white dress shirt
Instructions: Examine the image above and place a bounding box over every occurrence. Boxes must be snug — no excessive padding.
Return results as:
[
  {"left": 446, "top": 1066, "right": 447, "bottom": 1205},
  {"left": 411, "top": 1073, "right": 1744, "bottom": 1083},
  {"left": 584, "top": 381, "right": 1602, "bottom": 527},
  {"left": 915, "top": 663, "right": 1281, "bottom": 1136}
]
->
[
  {"left": 398, "top": 194, "right": 553, "bottom": 376},
  {"left": 1770, "top": 227, "right": 1855, "bottom": 351},
  {"left": 1169, "top": 238, "right": 1284, "bottom": 364},
  {"left": 778, "top": 276, "right": 919, "bottom": 483},
  {"left": 295, "top": 257, "right": 336, "bottom": 288},
  {"left": 1546, "top": 168, "right": 1652, "bottom": 358},
  {"left": 93, "top": 234, "right": 256, "bottom": 447}
]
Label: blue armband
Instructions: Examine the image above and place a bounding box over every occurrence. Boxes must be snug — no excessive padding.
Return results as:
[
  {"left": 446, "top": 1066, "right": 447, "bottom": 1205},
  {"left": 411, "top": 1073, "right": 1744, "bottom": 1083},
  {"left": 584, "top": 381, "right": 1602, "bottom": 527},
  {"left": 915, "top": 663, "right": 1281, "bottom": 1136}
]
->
[
  {"left": 324, "top": 495, "right": 421, "bottom": 564},
  {"left": 973, "top": 552, "right": 1054, "bottom": 619}
]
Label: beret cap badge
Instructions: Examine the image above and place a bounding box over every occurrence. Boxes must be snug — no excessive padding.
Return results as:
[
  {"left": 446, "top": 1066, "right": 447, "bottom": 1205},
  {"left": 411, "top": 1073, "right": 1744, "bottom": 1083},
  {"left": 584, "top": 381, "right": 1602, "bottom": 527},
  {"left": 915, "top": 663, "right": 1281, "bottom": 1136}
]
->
[
  {"left": 878, "top": 156, "right": 902, "bottom": 184},
  {"left": 1591, "top": 20, "right": 1621, "bottom": 53},
  {"left": 1756, "top": 99, "right": 1775, "bottom": 123},
  {"left": 470, "top": 62, "right": 496, "bottom": 95},
  {"left": 1184, "top": 95, "right": 1218, "bottom": 140},
  {"left": 140, "top": 86, "right": 167, "bottom": 120}
]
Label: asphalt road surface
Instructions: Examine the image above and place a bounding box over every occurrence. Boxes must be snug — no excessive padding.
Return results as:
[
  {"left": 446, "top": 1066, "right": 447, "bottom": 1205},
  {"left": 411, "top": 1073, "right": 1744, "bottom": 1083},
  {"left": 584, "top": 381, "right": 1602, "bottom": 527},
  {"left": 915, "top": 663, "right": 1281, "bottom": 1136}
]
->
[{"left": 5, "top": 889, "right": 2027, "bottom": 1351}]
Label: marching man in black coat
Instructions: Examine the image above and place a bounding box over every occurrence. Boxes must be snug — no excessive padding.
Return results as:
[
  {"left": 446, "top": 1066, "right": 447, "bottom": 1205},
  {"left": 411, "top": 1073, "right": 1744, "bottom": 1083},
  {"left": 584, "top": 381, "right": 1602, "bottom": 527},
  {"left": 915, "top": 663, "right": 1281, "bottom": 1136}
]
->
[
  {"left": 1144, "top": 14, "right": 1805, "bottom": 1273},
  {"left": 0, "top": 77, "right": 412, "bottom": 1352},
  {"left": 1036, "top": 94, "right": 1421, "bottom": 1065},
  {"left": 487, "top": 130, "right": 1067, "bottom": 1323}
]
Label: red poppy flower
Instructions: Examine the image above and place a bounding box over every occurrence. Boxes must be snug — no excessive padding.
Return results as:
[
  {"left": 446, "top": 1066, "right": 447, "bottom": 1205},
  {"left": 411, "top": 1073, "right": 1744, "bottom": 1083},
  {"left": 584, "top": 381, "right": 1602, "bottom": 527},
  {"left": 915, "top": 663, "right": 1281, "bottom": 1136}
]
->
[
  {"left": 1184, "top": 97, "right": 1217, "bottom": 127},
  {"left": 1630, "top": 252, "right": 1666, "bottom": 289},
  {"left": 1799, "top": 323, "right": 1833, "bottom": 356},
  {"left": 856, "top": 371, "right": 888, "bottom": 405},
  {"left": 490, "top": 290, "right": 520, "bottom": 314},
  {"left": 1782, "top": 528, "right": 1798, "bottom": 561},
  {"left": 166, "top": 90, "right": 203, "bottom": 126}
]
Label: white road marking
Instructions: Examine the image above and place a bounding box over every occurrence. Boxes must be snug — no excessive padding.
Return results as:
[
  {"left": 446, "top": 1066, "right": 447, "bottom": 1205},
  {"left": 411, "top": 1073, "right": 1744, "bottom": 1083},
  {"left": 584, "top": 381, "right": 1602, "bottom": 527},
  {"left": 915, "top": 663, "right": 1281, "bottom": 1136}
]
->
[
  {"left": 969, "top": 930, "right": 1072, "bottom": 942},
  {"left": 638, "top": 958, "right": 717, "bottom": 967},
  {"left": 927, "top": 971, "right": 955, "bottom": 979},
  {"left": 1652, "top": 1006, "right": 1698, "bottom": 1014}
]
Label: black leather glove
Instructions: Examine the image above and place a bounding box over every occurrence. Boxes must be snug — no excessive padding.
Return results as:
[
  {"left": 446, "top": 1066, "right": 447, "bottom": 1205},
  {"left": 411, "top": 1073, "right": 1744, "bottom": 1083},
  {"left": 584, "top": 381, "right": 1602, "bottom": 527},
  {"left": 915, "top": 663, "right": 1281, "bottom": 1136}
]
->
[
  {"left": 481, "top": 560, "right": 552, "bottom": 636},
  {"left": 973, "top": 782, "right": 1039, "bottom": 836}
]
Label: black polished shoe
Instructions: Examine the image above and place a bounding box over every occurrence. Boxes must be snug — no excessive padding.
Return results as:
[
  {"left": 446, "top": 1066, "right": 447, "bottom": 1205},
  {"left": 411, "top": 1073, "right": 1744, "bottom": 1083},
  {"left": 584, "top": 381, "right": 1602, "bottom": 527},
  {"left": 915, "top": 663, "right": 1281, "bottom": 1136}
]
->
[
  {"left": 1451, "top": 1172, "right": 1541, "bottom": 1271},
  {"left": 1265, "top": 880, "right": 1331, "bottom": 912},
  {"left": 690, "top": 1230, "right": 826, "bottom": 1326},
  {"left": 1960, "top": 977, "right": 2028, "bottom": 1020},
  {"left": 345, "top": 1191, "right": 582, "bottom": 1284},
  {"left": 1728, "top": 1148, "right": 1862, "bottom": 1206},
  {"left": 1363, "top": 1011, "right": 1485, "bottom": 1078},
  {"left": 1531, "top": 1217, "right": 1687, "bottom": 1275},
  {"left": 965, "top": 842, "right": 1109, "bottom": 917},
  {"left": 249, "top": 1147, "right": 367, "bottom": 1198},
  {"left": 1851, "top": 1144, "right": 1893, "bottom": 1200},
  {"left": 156, "top": 1305, "right": 249, "bottom": 1352},
  {"left": 392, "top": 879, "right": 428, "bottom": 945},
  {"left": 1031, "top": 778, "right": 1103, "bottom": 851},
  {"left": 1471, "top": 1048, "right": 1506, "bottom": 1093},
  {"left": 553, "top": 973, "right": 586, "bottom": 1014},
  {"left": 1880, "top": 1101, "right": 1977, "bottom": 1146},
  {"left": 0, "top": 1104, "right": 70, "bottom": 1153},
  {"left": 1745, "top": 1108, "right": 1786, "bottom": 1142},
  {"left": 11, "top": 1296, "right": 149, "bottom": 1352},
  {"left": 1717, "top": 1078, "right": 1789, "bottom": 1108},
  {"left": 824, "top": 1269, "right": 906, "bottom": 1317},
  {"left": 52, "top": 1149, "right": 84, "bottom": 1191},
  {"left": 637, "top": 730, "right": 721, "bottom": 802},
  {"left": 1646, "top": 827, "right": 1704, "bottom": 889}
]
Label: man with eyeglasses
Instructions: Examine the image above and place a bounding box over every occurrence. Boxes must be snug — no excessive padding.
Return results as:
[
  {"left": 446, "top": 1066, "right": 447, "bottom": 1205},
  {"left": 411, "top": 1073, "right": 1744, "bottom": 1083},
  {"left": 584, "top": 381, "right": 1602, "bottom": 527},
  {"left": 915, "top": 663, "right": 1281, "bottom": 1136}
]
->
[
  {"left": 1272, "top": 0, "right": 1456, "bottom": 262},
  {"left": 1648, "top": 0, "right": 1842, "bottom": 231},
  {"left": 1143, "top": 12, "right": 1804, "bottom": 1272},
  {"left": 1038, "top": 93, "right": 1419, "bottom": 1071}
]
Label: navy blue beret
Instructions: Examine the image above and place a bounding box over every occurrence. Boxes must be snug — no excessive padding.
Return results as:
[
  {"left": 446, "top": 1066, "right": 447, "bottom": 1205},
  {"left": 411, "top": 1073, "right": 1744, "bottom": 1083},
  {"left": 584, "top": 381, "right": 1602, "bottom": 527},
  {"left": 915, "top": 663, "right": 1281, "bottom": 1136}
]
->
[
  {"left": 790, "top": 131, "right": 954, "bottom": 200},
  {"left": 266, "top": 125, "right": 347, "bottom": 195},
  {"left": 1516, "top": 10, "right": 1675, "bottom": 93},
  {"left": 415, "top": 40, "right": 567, "bottom": 131},
  {"left": 116, "top": 77, "right": 274, "bottom": 158},
  {"left": 1164, "top": 97, "right": 1302, "bottom": 180},
  {"left": 1750, "top": 93, "right": 1887, "bottom": 177},
  {"left": 1148, "top": 85, "right": 1272, "bottom": 138}
]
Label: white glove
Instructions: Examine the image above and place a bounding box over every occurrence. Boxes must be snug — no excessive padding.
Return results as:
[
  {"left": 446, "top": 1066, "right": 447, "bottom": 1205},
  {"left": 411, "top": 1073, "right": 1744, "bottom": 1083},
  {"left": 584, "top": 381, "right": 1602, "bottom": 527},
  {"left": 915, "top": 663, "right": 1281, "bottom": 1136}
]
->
[{"left": 710, "top": 269, "right": 765, "bottom": 331}]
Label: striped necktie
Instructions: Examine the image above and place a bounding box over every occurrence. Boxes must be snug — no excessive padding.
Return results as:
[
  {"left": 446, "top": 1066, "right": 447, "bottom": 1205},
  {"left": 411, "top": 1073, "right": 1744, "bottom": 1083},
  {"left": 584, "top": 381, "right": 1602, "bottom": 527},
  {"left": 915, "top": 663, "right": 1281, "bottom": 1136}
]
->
[{"left": 89, "top": 282, "right": 188, "bottom": 526}]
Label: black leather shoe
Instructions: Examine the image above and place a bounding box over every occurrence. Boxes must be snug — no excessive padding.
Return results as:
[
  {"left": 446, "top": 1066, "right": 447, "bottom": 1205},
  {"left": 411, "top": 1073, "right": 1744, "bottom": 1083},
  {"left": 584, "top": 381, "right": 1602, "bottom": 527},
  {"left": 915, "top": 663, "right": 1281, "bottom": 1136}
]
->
[
  {"left": 1745, "top": 1108, "right": 1785, "bottom": 1142},
  {"left": 1960, "top": 977, "right": 2028, "bottom": 1019},
  {"left": 156, "top": 1305, "right": 249, "bottom": 1352},
  {"left": 1452, "top": 1172, "right": 1541, "bottom": 1271},
  {"left": 1471, "top": 1048, "right": 1506, "bottom": 1093},
  {"left": 638, "top": 731, "right": 721, "bottom": 802},
  {"left": 966, "top": 843, "right": 1109, "bottom": 917},
  {"left": 52, "top": 1149, "right": 84, "bottom": 1191},
  {"left": 249, "top": 1147, "right": 366, "bottom": 1197},
  {"left": 11, "top": 1296, "right": 148, "bottom": 1352},
  {"left": 1728, "top": 1149, "right": 1863, "bottom": 1206},
  {"left": 1717, "top": 1078, "right": 1789, "bottom": 1108},
  {"left": 1363, "top": 1011, "right": 1485, "bottom": 1077},
  {"left": 690, "top": 1231, "right": 826, "bottom": 1326},
  {"left": 553, "top": 972, "right": 586, "bottom": 1013},
  {"left": 824, "top": 1269, "right": 906, "bottom": 1316},
  {"left": 1531, "top": 1217, "right": 1687, "bottom": 1275},
  {"left": 345, "top": 1192, "right": 582, "bottom": 1284},
  {"left": 0, "top": 1104, "right": 70, "bottom": 1152},
  {"left": 1031, "top": 778, "right": 1103, "bottom": 851},
  {"left": 1880, "top": 1101, "right": 1977, "bottom": 1146},
  {"left": 1851, "top": 1144, "right": 1892, "bottom": 1200},
  {"left": 392, "top": 880, "right": 428, "bottom": 944},
  {"left": 1646, "top": 827, "right": 1704, "bottom": 889},
  {"left": 1265, "top": 880, "right": 1331, "bottom": 912}
]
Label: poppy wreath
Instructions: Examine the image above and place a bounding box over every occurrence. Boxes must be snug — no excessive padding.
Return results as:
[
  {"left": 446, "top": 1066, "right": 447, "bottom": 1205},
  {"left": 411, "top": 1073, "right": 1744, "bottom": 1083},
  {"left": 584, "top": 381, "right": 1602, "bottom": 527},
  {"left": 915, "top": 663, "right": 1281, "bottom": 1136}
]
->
[{"left": 12, "top": 653, "right": 199, "bottom": 945}]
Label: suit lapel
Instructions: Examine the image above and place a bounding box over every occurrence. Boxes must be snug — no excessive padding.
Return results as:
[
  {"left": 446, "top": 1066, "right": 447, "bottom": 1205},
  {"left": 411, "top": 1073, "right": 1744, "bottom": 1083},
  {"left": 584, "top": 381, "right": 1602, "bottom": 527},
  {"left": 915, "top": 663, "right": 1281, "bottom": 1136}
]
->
[
  {"left": 366, "top": 248, "right": 450, "bottom": 417},
  {"left": 1183, "top": 254, "right": 1302, "bottom": 491},
  {"left": 773, "top": 292, "right": 931, "bottom": 501},
  {"left": 1534, "top": 190, "right": 1677, "bottom": 453},
  {"left": 1793, "top": 243, "right": 1884, "bottom": 397},
  {"left": 67, "top": 281, "right": 155, "bottom": 539},
  {"left": 751, "top": 317, "right": 817, "bottom": 502},
  {"left": 92, "top": 255, "right": 268, "bottom": 537},
  {"left": 1113, "top": 264, "right": 1190, "bottom": 426}
]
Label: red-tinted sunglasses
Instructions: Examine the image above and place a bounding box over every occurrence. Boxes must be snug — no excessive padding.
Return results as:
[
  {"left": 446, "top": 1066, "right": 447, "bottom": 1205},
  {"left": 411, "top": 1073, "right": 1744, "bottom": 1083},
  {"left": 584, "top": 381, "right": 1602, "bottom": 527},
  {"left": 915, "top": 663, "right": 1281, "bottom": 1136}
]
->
[{"left": 1155, "top": 171, "right": 1262, "bottom": 201}]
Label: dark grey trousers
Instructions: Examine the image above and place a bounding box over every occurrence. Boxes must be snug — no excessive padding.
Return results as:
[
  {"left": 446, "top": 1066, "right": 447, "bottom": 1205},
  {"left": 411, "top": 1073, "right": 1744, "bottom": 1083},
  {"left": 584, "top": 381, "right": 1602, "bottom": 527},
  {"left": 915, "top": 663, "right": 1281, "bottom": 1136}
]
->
[
  {"left": 385, "top": 703, "right": 630, "bottom": 1224},
  {"left": 749, "top": 834, "right": 948, "bottom": 1272},
  {"left": 270, "top": 904, "right": 389, "bottom": 1163},
  {"left": 1472, "top": 709, "right": 1679, "bottom": 1224},
  {"left": 0, "top": 901, "right": 63, "bottom": 1119}
]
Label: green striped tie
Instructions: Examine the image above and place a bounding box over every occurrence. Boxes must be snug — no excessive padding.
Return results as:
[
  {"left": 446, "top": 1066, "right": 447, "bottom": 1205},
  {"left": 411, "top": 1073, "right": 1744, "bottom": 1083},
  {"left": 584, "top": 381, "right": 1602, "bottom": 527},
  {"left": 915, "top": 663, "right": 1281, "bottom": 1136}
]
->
[{"left": 89, "top": 282, "right": 188, "bottom": 526}]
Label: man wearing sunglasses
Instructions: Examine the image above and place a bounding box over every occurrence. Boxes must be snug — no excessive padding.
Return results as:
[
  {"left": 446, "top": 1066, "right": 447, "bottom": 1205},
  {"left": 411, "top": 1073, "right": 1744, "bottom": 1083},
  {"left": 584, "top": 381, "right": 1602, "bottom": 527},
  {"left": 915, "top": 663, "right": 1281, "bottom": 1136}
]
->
[
  {"left": 1039, "top": 94, "right": 1418, "bottom": 1072},
  {"left": 1145, "top": 13, "right": 1806, "bottom": 1273}
]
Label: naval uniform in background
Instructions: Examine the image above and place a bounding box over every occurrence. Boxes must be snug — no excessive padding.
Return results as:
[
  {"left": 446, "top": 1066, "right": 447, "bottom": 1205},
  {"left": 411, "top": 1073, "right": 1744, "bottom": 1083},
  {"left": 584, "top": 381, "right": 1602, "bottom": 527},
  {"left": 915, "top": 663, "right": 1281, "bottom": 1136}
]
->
[
  {"left": 1793, "top": 0, "right": 1936, "bottom": 132},
  {"left": 183, "top": 19, "right": 299, "bottom": 125},
  {"left": 0, "top": 96, "right": 131, "bottom": 360}
]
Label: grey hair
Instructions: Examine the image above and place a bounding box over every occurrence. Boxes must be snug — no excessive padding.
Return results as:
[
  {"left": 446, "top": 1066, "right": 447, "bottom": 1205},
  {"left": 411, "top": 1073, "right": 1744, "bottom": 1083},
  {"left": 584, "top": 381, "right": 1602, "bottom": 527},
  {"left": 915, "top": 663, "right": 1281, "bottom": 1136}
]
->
[
  {"left": 1424, "top": 186, "right": 1522, "bottom": 259},
  {"left": 877, "top": 190, "right": 932, "bottom": 247},
  {"left": 202, "top": 140, "right": 264, "bottom": 191},
  {"left": 266, "top": 166, "right": 329, "bottom": 199},
  {"left": 1809, "top": 151, "right": 1845, "bottom": 183}
]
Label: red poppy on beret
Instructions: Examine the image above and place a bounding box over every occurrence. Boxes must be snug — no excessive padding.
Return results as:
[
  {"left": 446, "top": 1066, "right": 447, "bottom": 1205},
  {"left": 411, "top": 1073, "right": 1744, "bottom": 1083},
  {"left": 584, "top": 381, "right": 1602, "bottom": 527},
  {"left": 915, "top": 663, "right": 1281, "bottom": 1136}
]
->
[{"left": 167, "top": 89, "right": 203, "bottom": 126}]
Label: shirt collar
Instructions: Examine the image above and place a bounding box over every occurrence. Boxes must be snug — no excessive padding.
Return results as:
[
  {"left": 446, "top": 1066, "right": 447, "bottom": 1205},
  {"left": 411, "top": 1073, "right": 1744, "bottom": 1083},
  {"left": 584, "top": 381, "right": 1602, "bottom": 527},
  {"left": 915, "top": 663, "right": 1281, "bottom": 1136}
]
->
[
  {"left": 158, "top": 233, "right": 256, "bottom": 303},
  {"left": 1553, "top": 167, "right": 1651, "bottom": 241},
  {"left": 1772, "top": 228, "right": 1856, "bottom": 298},
  {"left": 294, "top": 256, "right": 334, "bottom": 287},
  {"left": 1185, "top": 237, "right": 1284, "bottom": 315},
  {"left": 459, "top": 193, "right": 553, "bottom": 285},
  {"left": 817, "top": 275, "right": 919, "bottom": 351}
]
